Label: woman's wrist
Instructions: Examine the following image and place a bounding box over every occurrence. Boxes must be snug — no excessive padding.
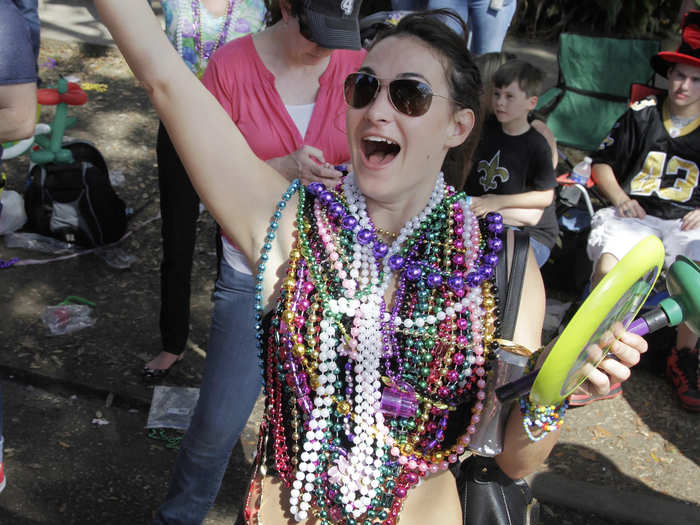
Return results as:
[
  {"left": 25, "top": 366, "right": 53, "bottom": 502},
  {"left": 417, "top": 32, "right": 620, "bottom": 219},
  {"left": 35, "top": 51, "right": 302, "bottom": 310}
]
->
[{"left": 519, "top": 347, "right": 568, "bottom": 442}]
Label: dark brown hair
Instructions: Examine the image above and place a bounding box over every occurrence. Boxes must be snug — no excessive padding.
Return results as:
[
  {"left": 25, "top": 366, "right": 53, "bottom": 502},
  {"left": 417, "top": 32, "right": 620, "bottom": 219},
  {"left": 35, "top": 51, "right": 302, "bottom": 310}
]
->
[
  {"left": 492, "top": 59, "right": 544, "bottom": 97},
  {"left": 264, "top": 0, "right": 304, "bottom": 26}
]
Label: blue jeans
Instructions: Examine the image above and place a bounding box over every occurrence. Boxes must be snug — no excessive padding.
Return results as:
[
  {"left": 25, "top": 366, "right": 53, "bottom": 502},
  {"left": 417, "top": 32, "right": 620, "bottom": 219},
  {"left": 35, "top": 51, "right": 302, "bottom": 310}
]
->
[
  {"left": 390, "top": 0, "right": 517, "bottom": 54},
  {"left": 12, "top": 0, "right": 40, "bottom": 59},
  {"left": 530, "top": 236, "right": 551, "bottom": 268},
  {"left": 154, "top": 259, "right": 261, "bottom": 524}
]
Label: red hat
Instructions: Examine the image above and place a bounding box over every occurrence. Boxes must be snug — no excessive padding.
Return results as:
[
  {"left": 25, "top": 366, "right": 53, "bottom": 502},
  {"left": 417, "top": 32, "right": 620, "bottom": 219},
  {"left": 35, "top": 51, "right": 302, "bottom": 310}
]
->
[{"left": 651, "top": 10, "right": 700, "bottom": 77}]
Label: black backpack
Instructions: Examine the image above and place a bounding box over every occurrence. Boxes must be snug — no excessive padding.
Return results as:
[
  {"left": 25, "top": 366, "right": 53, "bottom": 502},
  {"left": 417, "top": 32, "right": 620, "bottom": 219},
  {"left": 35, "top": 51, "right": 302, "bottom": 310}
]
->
[{"left": 24, "top": 140, "right": 127, "bottom": 247}]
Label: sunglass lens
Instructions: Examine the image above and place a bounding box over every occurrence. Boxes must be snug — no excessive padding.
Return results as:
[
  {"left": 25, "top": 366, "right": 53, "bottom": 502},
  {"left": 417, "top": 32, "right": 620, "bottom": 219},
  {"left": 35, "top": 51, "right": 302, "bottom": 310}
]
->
[
  {"left": 389, "top": 79, "right": 433, "bottom": 116},
  {"left": 344, "top": 74, "right": 379, "bottom": 109}
]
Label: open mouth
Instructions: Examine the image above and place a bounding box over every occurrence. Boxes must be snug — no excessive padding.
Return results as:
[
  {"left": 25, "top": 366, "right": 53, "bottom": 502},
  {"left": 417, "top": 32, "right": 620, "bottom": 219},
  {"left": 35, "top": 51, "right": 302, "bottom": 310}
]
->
[{"left": 361, "top": 136, "right": 401, "bottom": 166}]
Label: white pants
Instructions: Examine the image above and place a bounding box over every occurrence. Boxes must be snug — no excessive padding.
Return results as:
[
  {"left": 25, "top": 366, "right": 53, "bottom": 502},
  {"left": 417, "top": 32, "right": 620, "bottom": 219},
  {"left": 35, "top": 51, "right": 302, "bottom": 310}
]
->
[{"left": 587, "top": 206, "right": 700, "bottom": 268}]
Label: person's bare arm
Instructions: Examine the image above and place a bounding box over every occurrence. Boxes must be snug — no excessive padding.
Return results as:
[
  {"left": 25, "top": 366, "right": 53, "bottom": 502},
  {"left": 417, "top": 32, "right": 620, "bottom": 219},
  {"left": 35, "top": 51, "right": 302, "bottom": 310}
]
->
[
  {"left": 531, "top": 119, "right": 558, "bottom": 169},
  {"left": 496, "top": 207, "right": 544, "bottom": 226},
  {"left": 93, "top": 0, "right": 292, "bottom": 270},
  {"left": 592, "top": 162, "right": 645, "bottom": 218},
  {"left": 495, "top": 237, "right": 648, "bottom": 478},
  {"left": 494, "top": 245, "right": 559, "bottom": 479},
  {"left": 470, "top": 189, "right": 553, "bottom": 225},
  {"left": 0, "top": 82, "right": 36, "bottom": 143}
]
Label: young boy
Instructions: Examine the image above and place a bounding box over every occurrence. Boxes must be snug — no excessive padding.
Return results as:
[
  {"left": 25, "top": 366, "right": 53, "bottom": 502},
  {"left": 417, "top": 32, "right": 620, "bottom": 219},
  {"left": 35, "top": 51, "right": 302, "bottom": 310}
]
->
[
  {"left": 465, "top": 59, "right": 558, "bottom": 267},
  {"left": 587, "top": 10, "right": 700, "bottom": 412}
]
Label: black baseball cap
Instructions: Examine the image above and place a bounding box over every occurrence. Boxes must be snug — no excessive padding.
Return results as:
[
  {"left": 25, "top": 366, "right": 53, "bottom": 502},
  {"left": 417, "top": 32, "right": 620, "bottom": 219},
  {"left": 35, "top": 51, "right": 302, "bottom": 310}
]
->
[{"left": 300, "top": 0, "right": 363, "bottom": 50}]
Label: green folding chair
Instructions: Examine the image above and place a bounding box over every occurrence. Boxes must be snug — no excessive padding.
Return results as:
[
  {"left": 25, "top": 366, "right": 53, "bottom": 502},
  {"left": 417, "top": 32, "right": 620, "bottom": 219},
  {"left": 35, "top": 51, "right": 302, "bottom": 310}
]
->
[{"left": 537, "top": 33, "right": 660, "bottom": 152}]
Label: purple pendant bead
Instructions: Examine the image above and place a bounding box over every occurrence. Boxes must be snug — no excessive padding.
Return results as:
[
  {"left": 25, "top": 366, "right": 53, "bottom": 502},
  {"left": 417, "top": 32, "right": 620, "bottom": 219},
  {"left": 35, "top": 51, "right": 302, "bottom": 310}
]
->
[
  {"left": 488, "top": 237, "right": 504, "bottom": 253},
  {"left": 488, "top": 221, "right": 505, "bottom": 234},
  {"left": 328, "top": 201, "right": 345, "bottom": 218},
  {"left": 426, "top": 273, "right": 443, "bottom": 288},
  {"left": 373, "top": 241, "right": 389, "bottom": 259},
  {"left": 307, "top": 182, "right": 325, "bottom": 196},
  {"left": 380, "top": 387, "right": 418, "bottom": 418},
  {"left": 341, "top": 215, "right": 358, "bottom": 231},
  {"left": 486, "top": 211, "right": 503, "bottom": 224},
  {"left": 480, "top": 265, "right": 495, "bottom": 279},
  {"left": 465, "top": 271, "right": 482, "bottom": 288},
  {"left": 357, "top": 228, "right": 373, "bottom": 245},
  {"left": 388, "top": 254, "right": 405, "bottom": 271},
  {"left": 483, "top": 252, "right": 499, "bottom": 267},
  {"left": 319, "top": 190, "right": 335, "bottom": 205},
  {"left": 448, "top": 275, "right": 465, "bottom": 291},
  {"left": 404, "top": 264, "right": 423, "bottom": 281}
]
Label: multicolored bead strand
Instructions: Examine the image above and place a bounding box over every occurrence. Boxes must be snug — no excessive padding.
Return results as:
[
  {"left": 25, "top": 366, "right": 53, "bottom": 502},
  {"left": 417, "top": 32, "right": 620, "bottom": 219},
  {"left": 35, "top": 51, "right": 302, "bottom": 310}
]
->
[{"left": 255, "top": 174, "right": 505, "bottom": 524}]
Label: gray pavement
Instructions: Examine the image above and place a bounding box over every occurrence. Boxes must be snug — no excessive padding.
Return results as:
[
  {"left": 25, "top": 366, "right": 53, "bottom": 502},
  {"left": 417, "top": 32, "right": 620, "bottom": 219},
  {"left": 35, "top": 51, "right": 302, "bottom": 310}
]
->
[{"left": 10, "top": 2, "right": 700, "bottom": 525}]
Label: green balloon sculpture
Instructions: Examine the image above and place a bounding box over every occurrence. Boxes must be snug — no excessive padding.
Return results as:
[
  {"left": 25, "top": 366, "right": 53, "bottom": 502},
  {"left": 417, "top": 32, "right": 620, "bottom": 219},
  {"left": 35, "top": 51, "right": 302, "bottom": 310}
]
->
[{"left": 30, "top": 77, "right": 88, "bottom": 165}]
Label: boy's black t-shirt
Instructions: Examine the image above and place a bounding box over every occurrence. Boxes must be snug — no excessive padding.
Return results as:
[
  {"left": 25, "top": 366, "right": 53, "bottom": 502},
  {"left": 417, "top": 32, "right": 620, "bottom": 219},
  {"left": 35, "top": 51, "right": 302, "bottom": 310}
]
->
[{"left": 465, "top": 116, "right": 559, "bottom": 248}]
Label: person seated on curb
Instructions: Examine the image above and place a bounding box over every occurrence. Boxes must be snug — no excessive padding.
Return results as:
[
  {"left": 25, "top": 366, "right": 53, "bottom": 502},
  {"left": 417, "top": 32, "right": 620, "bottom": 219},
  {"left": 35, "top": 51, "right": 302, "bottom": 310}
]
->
[
  {"left": 464, "top": 59, "right": 559, "bottom": 268},
  {"left": 586, "top": 10, "right": 700, "bottom": 412}
]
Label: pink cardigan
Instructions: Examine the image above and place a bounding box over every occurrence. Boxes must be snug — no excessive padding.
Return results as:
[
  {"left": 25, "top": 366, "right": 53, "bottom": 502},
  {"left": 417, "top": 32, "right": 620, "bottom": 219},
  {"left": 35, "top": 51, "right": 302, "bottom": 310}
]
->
[{"left": 202, "top": 34, "right": 366, "bottom": 164}]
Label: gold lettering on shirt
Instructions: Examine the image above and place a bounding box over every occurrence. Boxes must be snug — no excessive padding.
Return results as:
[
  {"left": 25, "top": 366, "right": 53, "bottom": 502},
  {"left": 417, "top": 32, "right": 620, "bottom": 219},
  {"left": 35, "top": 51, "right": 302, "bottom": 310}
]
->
[{"left": 630, "top": 151, "right": 699, "bottom": 203}]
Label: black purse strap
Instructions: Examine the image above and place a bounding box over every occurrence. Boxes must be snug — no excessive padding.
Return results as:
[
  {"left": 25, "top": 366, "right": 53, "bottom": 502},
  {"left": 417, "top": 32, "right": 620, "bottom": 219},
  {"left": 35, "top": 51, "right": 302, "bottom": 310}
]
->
[
  {"left": 496, "top": 229, "right": 530, "bottom": 340},
  {"left": 456, "top": 229, "right": 537, "bottom": 525}
]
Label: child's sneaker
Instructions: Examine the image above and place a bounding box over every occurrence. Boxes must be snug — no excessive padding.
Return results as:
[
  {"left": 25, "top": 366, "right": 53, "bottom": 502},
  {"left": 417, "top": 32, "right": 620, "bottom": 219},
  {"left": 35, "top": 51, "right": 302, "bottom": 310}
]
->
[
  {"left": 0, "top": 463, "right": 5, "bottom": 493},
  {"left": 568, "top": 382, "right": 623, "bottom": 407},
  {"left": 666, "top": 347, "right": 700, "bottom": 412}
]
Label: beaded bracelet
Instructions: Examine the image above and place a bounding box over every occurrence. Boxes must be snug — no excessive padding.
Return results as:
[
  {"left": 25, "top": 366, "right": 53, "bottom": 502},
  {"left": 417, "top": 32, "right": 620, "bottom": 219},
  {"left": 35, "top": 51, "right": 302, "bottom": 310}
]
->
[{"left": 519, "top": 347, "right": 568, "bottom": 442}]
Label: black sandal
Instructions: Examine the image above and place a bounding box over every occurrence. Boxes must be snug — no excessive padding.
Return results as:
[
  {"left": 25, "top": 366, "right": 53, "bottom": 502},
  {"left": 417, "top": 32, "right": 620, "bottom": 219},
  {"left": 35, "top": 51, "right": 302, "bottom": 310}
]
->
[{"left": 142, "top": 353, "right": 184, "bottom": 380}]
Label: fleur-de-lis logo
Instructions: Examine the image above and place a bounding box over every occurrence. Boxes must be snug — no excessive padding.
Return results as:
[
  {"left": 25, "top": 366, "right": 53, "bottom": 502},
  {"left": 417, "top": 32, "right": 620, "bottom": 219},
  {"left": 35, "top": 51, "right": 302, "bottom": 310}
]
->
[
  {"left": 341, "top": 0, "right": 353, "bottom": 15},
  {"left": 477, "top": 151, "right": 509, "bottom": 191}
]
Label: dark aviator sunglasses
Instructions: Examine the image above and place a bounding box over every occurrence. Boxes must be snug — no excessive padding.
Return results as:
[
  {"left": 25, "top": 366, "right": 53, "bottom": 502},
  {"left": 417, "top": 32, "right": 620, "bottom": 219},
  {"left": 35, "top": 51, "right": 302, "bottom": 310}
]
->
[{"left": 343, "top": 72, "right": 452, "bottom": 117}]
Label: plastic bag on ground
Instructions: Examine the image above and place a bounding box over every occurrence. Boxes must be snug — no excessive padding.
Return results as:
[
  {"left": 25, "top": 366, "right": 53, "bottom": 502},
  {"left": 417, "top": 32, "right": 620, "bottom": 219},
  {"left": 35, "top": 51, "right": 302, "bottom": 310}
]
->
[
  {"left": 5, "top": 232, "right": 79, "bottom": 254},
  {"left": 146, "top": 386, "right": 200, "bottom": 430},
  {"left": 41, "top": 304, "right": 96, "bottom": 335},
  {"left": 96, "top": 246, "right": 136, "bottom": 269}
]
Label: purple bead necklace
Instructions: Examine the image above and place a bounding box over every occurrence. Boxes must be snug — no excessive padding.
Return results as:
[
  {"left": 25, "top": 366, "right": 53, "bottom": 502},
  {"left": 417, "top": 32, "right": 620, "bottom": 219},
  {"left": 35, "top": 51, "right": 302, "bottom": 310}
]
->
[{"left": 191, "top": 0, "right": 236, "bottom": 65}]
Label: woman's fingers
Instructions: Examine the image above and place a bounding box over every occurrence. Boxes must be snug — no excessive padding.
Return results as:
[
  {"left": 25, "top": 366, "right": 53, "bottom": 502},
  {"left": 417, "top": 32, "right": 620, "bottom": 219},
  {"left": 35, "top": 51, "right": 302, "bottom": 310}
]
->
[
  {"left": 580, "top": 367, "right": 611, "bottom": 395},
  {"left": 596, "top": 356, "right": 631, "bottom": 384},
  {"left": 575, "top": 327, "right": 646, "bottom": 396},
  {"left": 303, "top": 145, "right": 326, "bottom": 164},
  {"left": 609, "top": 330, "right": 647, "bottom": 365}
]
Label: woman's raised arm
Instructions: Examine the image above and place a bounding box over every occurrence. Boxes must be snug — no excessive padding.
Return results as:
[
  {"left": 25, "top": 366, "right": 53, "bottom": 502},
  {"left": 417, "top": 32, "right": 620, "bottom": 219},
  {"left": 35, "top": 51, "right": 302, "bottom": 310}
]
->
[{"left": 93, "top": 0, "right": 293, "bottom": 266}]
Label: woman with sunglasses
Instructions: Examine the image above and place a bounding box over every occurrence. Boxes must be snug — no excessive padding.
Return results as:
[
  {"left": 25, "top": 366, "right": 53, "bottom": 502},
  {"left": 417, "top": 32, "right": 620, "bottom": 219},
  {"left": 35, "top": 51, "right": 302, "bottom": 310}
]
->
[
  {"left": 154, "top": 0, "right": 365, "bottom": 523},
  {"left": 94, "top": 2, "right": 647, "bottom": 523}
]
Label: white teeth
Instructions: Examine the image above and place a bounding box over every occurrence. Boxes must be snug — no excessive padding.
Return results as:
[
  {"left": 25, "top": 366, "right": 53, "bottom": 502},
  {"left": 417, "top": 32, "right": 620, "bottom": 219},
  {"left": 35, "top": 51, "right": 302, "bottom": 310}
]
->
[{"left": 364, "top": 136, "right": 397, "bottom": 146}]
